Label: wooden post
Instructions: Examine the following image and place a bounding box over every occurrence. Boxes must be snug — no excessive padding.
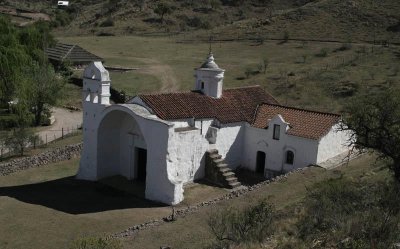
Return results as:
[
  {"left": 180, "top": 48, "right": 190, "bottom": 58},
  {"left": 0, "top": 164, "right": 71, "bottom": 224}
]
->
[{"left": 62, "top": 128, "right": 64, "bottom": 139}]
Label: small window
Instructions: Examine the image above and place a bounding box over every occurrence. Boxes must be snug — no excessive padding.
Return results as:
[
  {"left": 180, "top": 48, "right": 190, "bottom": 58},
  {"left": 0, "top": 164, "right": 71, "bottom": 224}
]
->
[
  {"left": 201, "top": 82, "right": 204, "bottom": 89},
  {"left": 273, "top": 124, "right": 280, "bottom": 140},
  {"left": 286, "top": 151, "right": 294, "bottom": 165}
]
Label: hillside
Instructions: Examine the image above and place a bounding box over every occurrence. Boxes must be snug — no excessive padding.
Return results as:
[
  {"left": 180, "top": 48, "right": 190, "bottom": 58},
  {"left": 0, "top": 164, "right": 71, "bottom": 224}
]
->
[{"left": 2, "top": 0, "right": 400, "bottom": 43}]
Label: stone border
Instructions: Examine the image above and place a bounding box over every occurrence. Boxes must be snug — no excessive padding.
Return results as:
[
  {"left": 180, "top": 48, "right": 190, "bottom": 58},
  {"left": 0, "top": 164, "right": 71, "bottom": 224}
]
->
[
  {"left": 0, "top": 143, "right": 82, "bottom": 176},
  {"left": 113, "top": 167, "right": 309, "bottom": 238}
]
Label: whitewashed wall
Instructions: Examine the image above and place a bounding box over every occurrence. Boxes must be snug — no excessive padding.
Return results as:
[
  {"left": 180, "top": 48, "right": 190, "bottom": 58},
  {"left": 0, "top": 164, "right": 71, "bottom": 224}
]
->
[
  {"left": 316, "top": 123, "right": 350, "bottom": 164},
  {"left": 242, "top": 115, "right": 319, "bottom": 174},
  {"left": 166, "top": 119, "right": 243, "bottom": 185},
  {"left": 215, "top": 122, "right": 245, "bottom": 169}
]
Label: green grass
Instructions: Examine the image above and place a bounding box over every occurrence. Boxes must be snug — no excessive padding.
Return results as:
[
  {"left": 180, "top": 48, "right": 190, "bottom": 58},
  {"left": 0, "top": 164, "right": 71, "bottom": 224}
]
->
[{"left": 60, "top": 35, "right": 400, "bottom": 113}]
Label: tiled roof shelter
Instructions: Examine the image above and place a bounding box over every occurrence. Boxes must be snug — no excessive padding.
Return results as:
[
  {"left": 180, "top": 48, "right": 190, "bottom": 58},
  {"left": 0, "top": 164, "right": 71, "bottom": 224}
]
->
[
  {"left": 45, "top": 43, "right": 103, "bottom": 65},
  {"left": 252, "top": 104, "right": 341, "bottom": 140},
  {"left": 139, "top": 86, "right": 279, "bottom": 124}
]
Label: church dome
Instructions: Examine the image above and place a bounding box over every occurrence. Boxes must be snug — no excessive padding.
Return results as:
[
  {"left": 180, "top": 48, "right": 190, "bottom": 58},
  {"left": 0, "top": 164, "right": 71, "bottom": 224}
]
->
[{"left": 200, "top": 53, "right": 220, "bottom": 69}]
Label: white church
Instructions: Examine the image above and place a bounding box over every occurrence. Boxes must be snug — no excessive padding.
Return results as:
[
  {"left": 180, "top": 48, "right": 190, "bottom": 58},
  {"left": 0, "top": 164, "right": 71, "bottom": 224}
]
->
[{"left": 77, "top": 53, "right": 350, "bottom": 205}]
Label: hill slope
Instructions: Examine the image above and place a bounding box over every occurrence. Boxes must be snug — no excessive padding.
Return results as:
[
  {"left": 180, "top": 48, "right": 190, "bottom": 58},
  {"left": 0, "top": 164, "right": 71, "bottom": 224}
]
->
[{"left": 3, "top": 0, "right": 400, "bottom": 42}]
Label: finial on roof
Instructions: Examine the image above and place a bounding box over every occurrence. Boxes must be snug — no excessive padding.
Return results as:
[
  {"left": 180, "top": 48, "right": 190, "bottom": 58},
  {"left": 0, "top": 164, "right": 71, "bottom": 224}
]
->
[{"left": 200, "top": 51, "right": 220, "bottom": 69}]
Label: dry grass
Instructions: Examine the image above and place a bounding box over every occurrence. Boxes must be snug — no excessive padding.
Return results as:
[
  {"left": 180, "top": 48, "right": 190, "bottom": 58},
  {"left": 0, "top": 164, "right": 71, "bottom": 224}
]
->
[
  {"left": 0, "top": 155, "right": 230, "bottom": 249},
  {"left": 120, "top": 154, "right": 388, "bottom": 249},
  {"left": 60, "top": 35, "right": 400, "bottom": 113}
]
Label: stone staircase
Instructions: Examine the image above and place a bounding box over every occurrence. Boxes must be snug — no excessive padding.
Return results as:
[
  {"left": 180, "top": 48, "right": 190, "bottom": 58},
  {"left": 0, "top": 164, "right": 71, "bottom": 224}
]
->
[{"left": 205, "top": 149, "right": 242, "bottom": 189}]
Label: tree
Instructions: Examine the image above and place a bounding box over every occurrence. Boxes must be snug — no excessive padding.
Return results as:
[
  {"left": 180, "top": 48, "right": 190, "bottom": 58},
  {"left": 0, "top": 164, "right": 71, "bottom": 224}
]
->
[
  {"left": 20, "top": 62, "right": 65, "bottom": 126},
  {"left": 341, "top": 88, "right": 400, "bottom": 181},
  {"left": 4, "top": 128, "right": 39, "bottom": 156},
  {"left": 0, "top": 17, "right": 54, "bottom": 105},
  {"left": 154, "top": 1, "right": 174, "bottom": 23}
]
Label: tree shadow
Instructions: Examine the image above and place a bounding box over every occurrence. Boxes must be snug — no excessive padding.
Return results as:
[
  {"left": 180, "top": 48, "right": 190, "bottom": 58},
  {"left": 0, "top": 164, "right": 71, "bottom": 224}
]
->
[{"left": 0, "top": 176, "right": 166, "bottom": 214}]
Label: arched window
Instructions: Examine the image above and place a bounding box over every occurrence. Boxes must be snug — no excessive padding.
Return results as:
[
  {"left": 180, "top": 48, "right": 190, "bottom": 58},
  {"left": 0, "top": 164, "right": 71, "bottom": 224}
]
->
[
  {"left": 201, "top": 82, "right": 205, "bottom": 89},
  {"left": 286, "top": 150, "right": 294, "bottom": 165}
]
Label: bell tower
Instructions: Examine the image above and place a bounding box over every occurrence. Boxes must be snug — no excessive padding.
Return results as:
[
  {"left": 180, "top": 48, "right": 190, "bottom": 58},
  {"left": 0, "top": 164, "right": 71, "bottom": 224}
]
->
[
  {"left": 194, "top": 52, "right": 225, "bottom": 98},
  {"left": 77, "top": 61, "right": 111, "bottom": 180}
]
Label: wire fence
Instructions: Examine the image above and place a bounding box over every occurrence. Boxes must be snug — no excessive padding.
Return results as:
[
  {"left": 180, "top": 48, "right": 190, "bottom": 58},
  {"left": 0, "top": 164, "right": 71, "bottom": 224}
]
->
[{"left": 0, "top": 124, "right": 82, "bottom": 159}]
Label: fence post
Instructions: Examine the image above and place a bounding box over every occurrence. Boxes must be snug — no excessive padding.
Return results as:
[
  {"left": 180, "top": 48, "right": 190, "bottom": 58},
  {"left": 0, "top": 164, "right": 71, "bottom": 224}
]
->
[
  {"left": 62, "top": 128, "right": 64, "bottom": 139},
  {"left": 46, "top": 134, "right": 48, "bottom": 145}
]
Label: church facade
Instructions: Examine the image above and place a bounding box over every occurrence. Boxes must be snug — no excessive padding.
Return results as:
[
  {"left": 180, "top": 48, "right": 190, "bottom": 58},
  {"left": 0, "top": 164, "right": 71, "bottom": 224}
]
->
[{"left": 77, "top": 54, "right": 350, "bottom": 205}]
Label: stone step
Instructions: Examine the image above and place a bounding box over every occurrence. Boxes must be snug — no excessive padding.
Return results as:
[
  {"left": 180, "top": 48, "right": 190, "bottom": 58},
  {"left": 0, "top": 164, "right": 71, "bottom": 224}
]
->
[
  {"left": 213, "top": 158, "right": 225, "bottom": 164},
  {"left": 209, "top": 154, "right": 222, "bottom": 160},
  {"left": 228, "top": 181, "right": 241, "bottom": 189},
  {"left": 208, "top": 149, "right": 218, "bottom": 154},
  {"left": 216, "top": 163, "right": 228, "bottom": 168},
  {"left": 222, "top": 171, "right": 235, "bottom": 177},
  {"left": 219, "top": 167, "right": 230, "bottom": 173},
  {"left": 226, "top": 176, "right": 238, "bottom": 183}
]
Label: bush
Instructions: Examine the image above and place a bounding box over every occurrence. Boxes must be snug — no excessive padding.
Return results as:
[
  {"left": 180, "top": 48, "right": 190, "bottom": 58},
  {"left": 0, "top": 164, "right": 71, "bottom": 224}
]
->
[
  {"left": 208, "top": 200, "right": 274, "bottom": 248},
  {"left": 69, "top": 237, "right": 122, "bottom": 249},
  {"left": 4, "top": 128, "right": 41, "bottom": 156},
  {"left": 295, "top": 178, "right": 400, "bottom": 249},
  {"left": 0, "top": 114, "right": 19, "bottom": 129},
  {"left": 316, "top": 47, "right": 329, "bottom": 57},
  {"left": 186, "top": 16, "right": 212, "bottom": 29},
  {"left": 99, "top": 18, "right": 114, "bottom": 27}
]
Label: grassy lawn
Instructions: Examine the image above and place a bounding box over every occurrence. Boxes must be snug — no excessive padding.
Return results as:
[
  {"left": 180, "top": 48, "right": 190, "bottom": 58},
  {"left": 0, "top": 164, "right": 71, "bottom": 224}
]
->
[
  {"left": 59, "top": 35, "right": 400, "bottom": 113},
  {"left": 120, "top": 154, "right": 389, "bottom": 249}
]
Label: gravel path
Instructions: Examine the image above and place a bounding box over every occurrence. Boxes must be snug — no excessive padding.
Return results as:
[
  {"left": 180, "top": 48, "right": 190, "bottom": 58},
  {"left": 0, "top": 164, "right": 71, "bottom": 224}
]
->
[{"left": 37, "top": 107, "right": 82, "bottom": 144}]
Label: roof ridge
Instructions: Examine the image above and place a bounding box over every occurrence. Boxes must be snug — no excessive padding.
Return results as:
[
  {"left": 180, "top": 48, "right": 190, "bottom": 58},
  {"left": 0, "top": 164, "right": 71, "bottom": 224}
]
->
[
  {"left": 260, "top": 103, "right": 341, "bottom": 117},
  {"left": 62, "top": 44, "right": 76, "bottom": 60},
  {"left": 139, "top": 85, "right": 265, "bottom": 97}
]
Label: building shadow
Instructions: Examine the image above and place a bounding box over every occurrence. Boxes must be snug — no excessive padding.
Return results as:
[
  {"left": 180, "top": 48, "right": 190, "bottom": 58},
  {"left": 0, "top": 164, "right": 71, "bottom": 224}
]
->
[{"left": 0, "top": 176, "right": 166, "bottom": 215}]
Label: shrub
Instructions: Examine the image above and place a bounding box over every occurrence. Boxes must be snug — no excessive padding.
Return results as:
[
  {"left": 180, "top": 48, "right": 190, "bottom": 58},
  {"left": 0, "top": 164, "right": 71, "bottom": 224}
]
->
[
  {"left": 208, "top": 200, "right": 274, "bottom": 248},
  {"left": 99, "top": 18, "right": 114, "bottom": 27},
  {"left": 296, "top": 178, "right": 400, "bottom": 248},
  {"left": 186, "top": 16, "right": 212, "bottom": 29},
  {"left": 316, "top": 47, "right": 329, "bottom": 57},
  {"left": 4, "top": 128, "right": 41, "bottom": 156}
]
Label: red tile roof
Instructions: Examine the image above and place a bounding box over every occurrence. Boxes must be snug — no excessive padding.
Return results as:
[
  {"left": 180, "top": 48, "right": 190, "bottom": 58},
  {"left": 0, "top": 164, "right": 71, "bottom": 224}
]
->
[
  {"left": 252, "top": 104, "right": 341, "bottom": 140},
  {"left": 139, "top": 86, "right": 279, "bottom": 124}
]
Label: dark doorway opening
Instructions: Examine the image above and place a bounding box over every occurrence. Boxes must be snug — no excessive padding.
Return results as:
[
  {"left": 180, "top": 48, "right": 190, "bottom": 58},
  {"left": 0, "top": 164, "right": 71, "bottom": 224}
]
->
[
  {"left": 136, "top": 148, "right": 147, "bottom": 182},
  {"left": 256, "top": 151, "right": 266, "bottom": 175}
]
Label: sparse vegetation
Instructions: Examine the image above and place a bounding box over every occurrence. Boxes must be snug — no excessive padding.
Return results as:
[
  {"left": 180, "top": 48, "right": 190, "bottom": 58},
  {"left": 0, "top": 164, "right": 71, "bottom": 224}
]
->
[
  {"left": 70, "top": 237, "right": 122, "bottom": 249},
  {"left": 208, "top": 200, "right": 274, "bottom": 248}
]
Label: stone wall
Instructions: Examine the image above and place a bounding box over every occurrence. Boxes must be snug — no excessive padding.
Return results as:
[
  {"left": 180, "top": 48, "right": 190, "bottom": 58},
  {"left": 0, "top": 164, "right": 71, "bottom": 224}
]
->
[{"left": 0, "top": 143, "right": 82, "bottom": 176}]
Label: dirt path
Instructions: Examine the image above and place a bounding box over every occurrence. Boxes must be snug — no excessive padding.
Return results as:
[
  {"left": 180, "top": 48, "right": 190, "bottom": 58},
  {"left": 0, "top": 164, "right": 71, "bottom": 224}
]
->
[
  {"left": 37, "top": 107, "right": 82, "bottom": 144},
  {"left": 136, "top": 58, "right": 180, "bottom": 93}
]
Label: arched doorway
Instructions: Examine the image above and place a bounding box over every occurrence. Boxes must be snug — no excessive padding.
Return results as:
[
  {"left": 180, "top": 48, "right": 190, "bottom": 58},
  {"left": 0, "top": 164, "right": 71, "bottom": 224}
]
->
[{"left": 97, "top": 110, "right": 147, "bottom": 181}]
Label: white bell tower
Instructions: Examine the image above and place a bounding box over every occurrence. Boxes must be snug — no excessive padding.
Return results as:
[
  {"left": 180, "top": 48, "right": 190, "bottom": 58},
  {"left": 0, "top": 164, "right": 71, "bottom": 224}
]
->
[
  {"left": 194, "top": 52, "right": 225, "bottom": 98},
  {"left": 77, "top": 61, "right": 111, "bottom": 180}
]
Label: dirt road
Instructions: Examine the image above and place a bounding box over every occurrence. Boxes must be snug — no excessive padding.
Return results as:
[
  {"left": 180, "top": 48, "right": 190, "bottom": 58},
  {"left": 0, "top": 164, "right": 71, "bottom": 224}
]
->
[{"left": 37, "top": 107, "right": 82, "bottom": 144}]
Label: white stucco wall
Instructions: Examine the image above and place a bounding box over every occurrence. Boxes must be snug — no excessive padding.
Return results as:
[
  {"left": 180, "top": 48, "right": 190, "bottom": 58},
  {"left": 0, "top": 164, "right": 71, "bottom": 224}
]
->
[
  {"left": 242, "top": 116, "right": 319, "bottom": 174},
  {"left": 316, "top": 123, "right": 351, "bottom": 164},
  {"left": 165, "top": 120, "right": 243, "bottom": 184},
  {"left": 215, "top": 123, "right": 245, "bottom": 169}
]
